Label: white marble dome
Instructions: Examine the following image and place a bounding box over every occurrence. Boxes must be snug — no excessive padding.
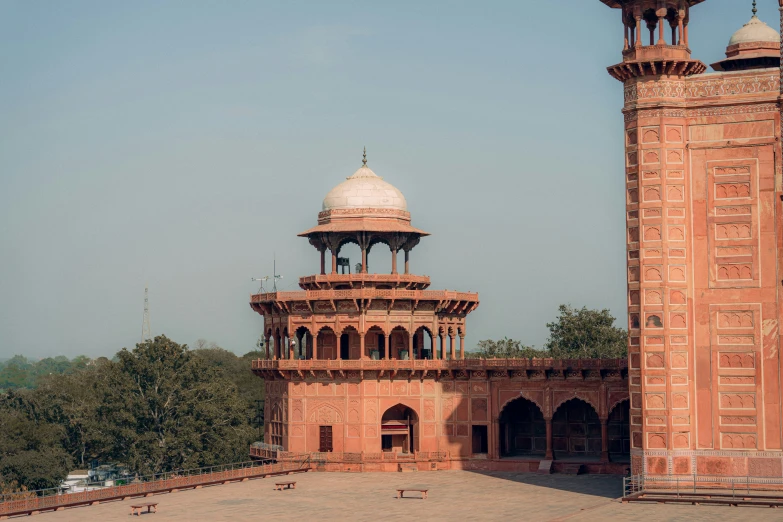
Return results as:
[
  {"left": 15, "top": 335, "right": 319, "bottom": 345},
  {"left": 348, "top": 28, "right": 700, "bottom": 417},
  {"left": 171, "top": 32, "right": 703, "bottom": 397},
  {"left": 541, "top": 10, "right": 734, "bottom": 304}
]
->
[
  {"left": 729, "top": 15, "right": 779, "bottom": 46},
  {"left": 322, "top": 165, "right": 407, "bottom": 211}
]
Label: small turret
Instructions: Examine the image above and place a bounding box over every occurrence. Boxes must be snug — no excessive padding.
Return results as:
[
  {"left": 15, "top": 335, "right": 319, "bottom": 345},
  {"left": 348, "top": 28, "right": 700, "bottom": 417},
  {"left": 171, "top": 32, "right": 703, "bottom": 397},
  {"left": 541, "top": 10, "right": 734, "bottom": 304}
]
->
[{"left": 600, "top": 0, "right": 707, "bottom": 81}]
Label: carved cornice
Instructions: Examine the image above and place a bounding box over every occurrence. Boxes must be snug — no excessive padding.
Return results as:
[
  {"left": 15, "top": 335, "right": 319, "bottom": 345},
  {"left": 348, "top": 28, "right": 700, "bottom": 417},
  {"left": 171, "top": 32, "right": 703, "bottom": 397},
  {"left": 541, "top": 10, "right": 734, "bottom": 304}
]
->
[
  {"left": 318, "top": 207, "right": 411, "bottom": 223},
  {"left": 623, "top": 103, "right": 779, "bottom": 122},
  {"left": 623, "top": 73, "right": 779, "bottom": 104}
]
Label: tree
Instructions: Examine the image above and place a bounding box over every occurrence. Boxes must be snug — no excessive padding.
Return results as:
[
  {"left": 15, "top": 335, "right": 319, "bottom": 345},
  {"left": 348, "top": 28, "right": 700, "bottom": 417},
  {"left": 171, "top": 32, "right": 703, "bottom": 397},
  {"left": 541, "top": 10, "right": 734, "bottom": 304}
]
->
[
  {"left": 470, "top": 338, "right": 548, "bottom": 359},
  {"left": 102, "top": 336, "right": 254, "bottom": 476},
  {"left": 0, "top": 391, "right": 72, "bottom": 490},
  {"left": 545, "top": 305, "right": 628, "bottom": 359},
  {"left": 191, "top": 343, "right": 265, "bottom": 415},
  {"left": 33, "top": 361, "right": 114, "bottom": 469}
]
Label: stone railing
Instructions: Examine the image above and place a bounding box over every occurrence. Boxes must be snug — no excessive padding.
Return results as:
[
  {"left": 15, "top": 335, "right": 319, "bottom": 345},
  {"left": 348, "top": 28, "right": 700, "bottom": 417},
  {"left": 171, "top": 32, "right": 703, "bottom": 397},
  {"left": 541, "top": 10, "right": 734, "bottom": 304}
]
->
[
  {"left": 299, "top": 273, "right": 431, "bottom": 286},
  {"left": 251, "top": 358, "right": 628, "bottom": 372},
  {"left": 250, "top": 288, "right": 479, "bottom": 303},
  {"left": 0, "top": 460, "right": 308, "bottom": 518}
]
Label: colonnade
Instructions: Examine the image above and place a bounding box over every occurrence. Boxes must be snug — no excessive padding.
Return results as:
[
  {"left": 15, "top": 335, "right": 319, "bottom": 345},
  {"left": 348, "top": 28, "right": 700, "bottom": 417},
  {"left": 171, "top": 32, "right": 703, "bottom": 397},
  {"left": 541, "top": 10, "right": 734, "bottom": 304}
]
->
[
  {"left": 262, "top": 327, "right": 466, "bottom": 361},
  {"left": 623, "top": 8, "right": 688, "bottom": 50},
  {"left": 319, "top": 243, "right": 415, "bottom": 275}
]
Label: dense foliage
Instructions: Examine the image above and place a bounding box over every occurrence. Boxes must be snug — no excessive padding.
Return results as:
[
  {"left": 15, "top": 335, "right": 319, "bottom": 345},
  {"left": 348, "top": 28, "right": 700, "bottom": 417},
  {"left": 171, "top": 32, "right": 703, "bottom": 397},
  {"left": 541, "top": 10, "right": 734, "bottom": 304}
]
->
[
  {"left": 0, "top": 355, "right": 98, "bottom": 391},
  {"left": 470, "top": 305, "right": 627, "bottom": 359},
  {"left": 0, "top": 336, "right": 264, "bottom": 491},
  {"left": 471, "top": 338, "right": 548, "bottom": 359},
  {"left": 545, "top": 305, "right": 628, "bottom": 359}
]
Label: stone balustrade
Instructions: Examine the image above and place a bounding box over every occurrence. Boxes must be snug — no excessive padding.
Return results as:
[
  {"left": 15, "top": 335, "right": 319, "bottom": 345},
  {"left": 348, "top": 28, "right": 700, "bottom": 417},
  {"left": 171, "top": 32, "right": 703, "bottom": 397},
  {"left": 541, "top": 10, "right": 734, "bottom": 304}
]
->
[
  {"left": 250, "top": 288, "right": 479, "bottom": 304},
  {"left": 298, "top": 273, "right": 431, "bottom": 286},
  {"left": 251, "top": 358, "right": 628, "bottom": 372}
]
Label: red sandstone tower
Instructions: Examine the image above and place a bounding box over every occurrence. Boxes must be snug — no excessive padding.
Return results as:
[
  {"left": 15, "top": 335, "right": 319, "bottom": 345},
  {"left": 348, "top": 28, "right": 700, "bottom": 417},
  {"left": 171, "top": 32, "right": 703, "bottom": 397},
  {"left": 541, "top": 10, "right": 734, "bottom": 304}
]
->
[
  {"left": 249, "top": 155, "right": 629, "bottom": 471},
  {"left": 601, "top": 0, "right": 783, "bottom": 478}
]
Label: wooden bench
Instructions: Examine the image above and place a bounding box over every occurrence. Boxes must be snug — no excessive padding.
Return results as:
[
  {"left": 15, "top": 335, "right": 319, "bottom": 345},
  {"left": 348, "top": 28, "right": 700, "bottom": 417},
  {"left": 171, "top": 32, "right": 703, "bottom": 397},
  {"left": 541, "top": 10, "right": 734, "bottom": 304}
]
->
[
  {"left": 130, "top": 503, "right": 158, "bottom": 516},
  {"left": 275, "top": 481, "right": 296, "bottom": 491},
  {"left": 396, "top": 488, "right": 428, "bottom": 499}
]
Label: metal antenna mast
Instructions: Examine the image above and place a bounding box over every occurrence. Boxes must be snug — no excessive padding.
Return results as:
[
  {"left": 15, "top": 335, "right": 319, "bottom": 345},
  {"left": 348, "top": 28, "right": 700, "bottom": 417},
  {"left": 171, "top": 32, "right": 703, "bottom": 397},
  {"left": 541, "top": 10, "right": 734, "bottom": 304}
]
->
[
  {"left": 272, "top": 253, "right": 283, "bottom": 292},
  {"left": 141, "top": 284, "right": 152, "bottom": 342}
]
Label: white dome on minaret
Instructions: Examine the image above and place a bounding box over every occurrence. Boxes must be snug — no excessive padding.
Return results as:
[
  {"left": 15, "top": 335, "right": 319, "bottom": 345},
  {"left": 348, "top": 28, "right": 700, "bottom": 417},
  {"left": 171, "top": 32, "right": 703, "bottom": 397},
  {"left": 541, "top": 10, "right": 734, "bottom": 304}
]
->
[
  {"left": 728, "top": 15, "right": 778, "bottom": 46},
  {"left": 321, "top": 151, "right": 408, "bottom": 211}
]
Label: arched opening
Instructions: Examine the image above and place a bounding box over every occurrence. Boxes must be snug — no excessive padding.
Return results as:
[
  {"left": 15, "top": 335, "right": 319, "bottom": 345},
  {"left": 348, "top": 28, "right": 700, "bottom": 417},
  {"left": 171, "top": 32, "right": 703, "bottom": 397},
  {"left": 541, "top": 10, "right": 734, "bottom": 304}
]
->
[
  {"left": 316, "top": 326, "right": 337, "bottom": 360},
  {"left": 499, "top": 397, "right": 546, "bottom": 457},
  {"left": 367, "top": 238, "right": 393, "bottom": 275},
  {"left": 666, "top": 8, "right": 679, "bottom": 45},
  {"left": 608, "top": 399, "right": 631, "bottom": 462},
  {"left": 365, "top": 326, "right": 385, "bottom": 359},
  {"left": 552, "top": 399, "right": 601, "bottom": 459},
  {"left": 294, "top": 326, "right": 309, "bottom": 360},
  {"left": 381, "top": 404, "right": 418, "bottom": 454},
  {"left": 282, "top": 328, "right": 290, "bottom": 359},
  {"left": 274, "top": 327, "right": 281, "bottom": 359},
  {"left": 390, "top": 326, "right": 410, "bottom": 360},
  {"left": 414, "top": 326, "right": 435, "bottom": 360},
  {"left": 336, "top": 240, "right": 361, "bottom": 275},
  {"left": 340, "top": 326, "right": 359, "bottom": 360},
  {"left": 642, "top": 9, "right": 658, "bottom": 46},
  {"left": 264, "top": 328, "right": 272, "bottom": 359}
]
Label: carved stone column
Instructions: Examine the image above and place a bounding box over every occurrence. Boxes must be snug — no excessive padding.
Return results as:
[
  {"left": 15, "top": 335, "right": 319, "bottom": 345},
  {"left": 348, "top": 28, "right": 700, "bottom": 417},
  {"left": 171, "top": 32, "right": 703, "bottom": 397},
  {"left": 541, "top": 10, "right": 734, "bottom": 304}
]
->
[
  {"left": 310, "top": 237, "right": 327, "bottom": 276},
  {"left": 601, "top": 419, "right": 609, "bottom": 463},
  {"left": 385, "top": 332, "right": 391, "bottom": 360},
  {"left": 545, "top": 418, "right": 553, "bottom": 459},
  {"left": 491, "top": 417, "right": 501, "bottom": 459},
  {"left": 402, "top": 236, "right": 419, "bottom": 275},
  {"left": 449, "top": 334, "right": 456, "bottom": 361},
  {"left": 312, "top": 333, "right": 318, "bottom": 360},
  {"left": 677, "top": 10, "right": 684, "bottom": 45},
  {"left": 430, "top": 334, "right": 436, "bottom": 360},
  {"left": 440, "top": 333, "right": 446, "bottom": 360},
  {"left": 459, "top": 335, "right": 465, "bottom": 360},
  {"left": 359, "top": 332, "right": 366, "bottom": 360},
  {"left": 357, "top": 232, "right": 371, "bottom": 274}
]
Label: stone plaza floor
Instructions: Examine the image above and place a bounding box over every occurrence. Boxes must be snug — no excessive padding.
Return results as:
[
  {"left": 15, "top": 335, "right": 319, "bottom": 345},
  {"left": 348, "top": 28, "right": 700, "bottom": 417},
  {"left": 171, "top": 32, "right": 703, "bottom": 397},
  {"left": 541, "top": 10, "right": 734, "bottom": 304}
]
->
[{"left": 34, "top": 470, "right": 783, "bottom": 521}]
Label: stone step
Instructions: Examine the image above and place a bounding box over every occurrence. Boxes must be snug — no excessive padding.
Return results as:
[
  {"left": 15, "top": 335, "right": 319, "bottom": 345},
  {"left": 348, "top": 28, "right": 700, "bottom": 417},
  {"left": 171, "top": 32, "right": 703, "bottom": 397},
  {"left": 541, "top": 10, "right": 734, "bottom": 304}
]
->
[{"left": 536, "top": 460, "right": 553, "bottom": 474}]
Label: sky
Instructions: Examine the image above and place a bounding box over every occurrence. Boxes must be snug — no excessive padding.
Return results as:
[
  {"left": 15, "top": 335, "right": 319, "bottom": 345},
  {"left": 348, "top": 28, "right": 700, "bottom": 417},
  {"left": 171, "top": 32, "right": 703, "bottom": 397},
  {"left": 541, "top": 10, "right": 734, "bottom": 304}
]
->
[{"left": 0, "top": 0, "right": 775, "bottom": 359}]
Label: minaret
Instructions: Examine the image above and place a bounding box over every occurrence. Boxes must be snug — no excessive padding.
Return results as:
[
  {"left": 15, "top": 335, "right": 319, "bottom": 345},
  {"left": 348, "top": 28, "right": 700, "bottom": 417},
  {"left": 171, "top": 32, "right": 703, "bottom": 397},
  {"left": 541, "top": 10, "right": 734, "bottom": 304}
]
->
[{"left": 600, "top": 0, "right": 783, "bottom": 481}]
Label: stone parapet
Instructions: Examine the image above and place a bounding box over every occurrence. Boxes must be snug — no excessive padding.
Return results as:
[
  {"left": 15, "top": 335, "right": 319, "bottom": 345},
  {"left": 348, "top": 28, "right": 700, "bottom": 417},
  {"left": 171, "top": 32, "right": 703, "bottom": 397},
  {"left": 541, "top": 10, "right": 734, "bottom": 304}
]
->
[{"left": 252, "top": 357, "right": 627, "bottom": 376}]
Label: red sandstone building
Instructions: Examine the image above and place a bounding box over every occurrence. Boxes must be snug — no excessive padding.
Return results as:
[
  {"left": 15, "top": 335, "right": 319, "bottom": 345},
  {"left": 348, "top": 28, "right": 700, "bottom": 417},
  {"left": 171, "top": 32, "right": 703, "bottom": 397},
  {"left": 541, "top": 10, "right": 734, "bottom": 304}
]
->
[
  {"left": 250, "top": 1, "right": 783, "bottom": 478},
  {"left": 249, "top": 155, "right": 630, "bottom": 473},
  {"left": 601, "top": 0, "right": 783, "bottom": 478}
]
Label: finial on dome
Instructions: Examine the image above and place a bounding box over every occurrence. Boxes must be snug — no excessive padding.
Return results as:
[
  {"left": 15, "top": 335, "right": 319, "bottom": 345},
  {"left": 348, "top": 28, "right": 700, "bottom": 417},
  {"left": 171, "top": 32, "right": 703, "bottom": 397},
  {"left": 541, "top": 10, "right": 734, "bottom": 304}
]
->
[
  {"left": 362, "top": 147, "right": 367, "bottom": 167},
  {"left": 752, "top": 0, "right": 757, "bottom": 16}
]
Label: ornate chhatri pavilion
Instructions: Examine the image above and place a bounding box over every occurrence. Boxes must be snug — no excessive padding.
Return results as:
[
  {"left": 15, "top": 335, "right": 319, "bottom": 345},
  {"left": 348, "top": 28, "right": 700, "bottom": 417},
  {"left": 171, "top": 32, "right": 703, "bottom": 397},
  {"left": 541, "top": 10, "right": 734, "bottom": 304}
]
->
[{"left": 249, "top": 154, "right": 630, "bottom": 473}]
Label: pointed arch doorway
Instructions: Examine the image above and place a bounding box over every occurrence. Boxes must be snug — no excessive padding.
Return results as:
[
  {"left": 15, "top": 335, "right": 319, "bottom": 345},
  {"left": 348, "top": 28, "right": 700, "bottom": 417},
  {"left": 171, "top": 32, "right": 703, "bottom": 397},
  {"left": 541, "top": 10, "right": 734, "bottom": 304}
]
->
[{"left": 381, "top": 404, "right": 418, "bottom": 454}]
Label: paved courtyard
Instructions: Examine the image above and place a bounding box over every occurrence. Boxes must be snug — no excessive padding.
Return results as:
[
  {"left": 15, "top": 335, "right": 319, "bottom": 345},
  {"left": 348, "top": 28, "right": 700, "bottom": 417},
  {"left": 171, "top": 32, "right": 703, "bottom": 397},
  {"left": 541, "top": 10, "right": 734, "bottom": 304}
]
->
[{"left": 34, "top": 471, "right": 783, "bottom": 521}]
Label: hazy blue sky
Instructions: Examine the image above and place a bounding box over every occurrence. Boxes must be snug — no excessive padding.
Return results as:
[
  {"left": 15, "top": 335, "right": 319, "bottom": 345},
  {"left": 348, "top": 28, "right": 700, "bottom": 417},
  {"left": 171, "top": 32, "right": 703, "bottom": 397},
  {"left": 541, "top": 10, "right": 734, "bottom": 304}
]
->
[{"left": 0, "top": 0, "right": 774, "bottom": 358}]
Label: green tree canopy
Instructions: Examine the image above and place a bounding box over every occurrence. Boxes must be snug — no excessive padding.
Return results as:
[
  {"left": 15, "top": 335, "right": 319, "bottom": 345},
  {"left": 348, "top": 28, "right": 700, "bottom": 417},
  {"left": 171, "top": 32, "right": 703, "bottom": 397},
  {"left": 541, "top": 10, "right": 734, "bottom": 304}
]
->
[
  {"left": 102, "top": 336, "right": 254, "bottom": 475},
  {"left": 470, "top": 338, "right": 547, "bottom": 359},
  {"left": 545, "top": 304, "right": 627, "bottom": 359},
  {"left": 0, "top": 391, "right": 72, "bottom": 490}
]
